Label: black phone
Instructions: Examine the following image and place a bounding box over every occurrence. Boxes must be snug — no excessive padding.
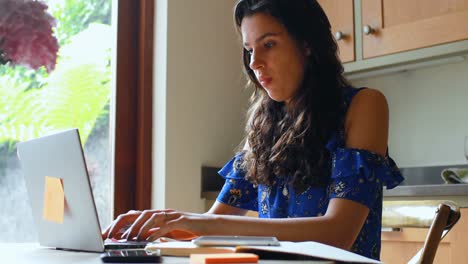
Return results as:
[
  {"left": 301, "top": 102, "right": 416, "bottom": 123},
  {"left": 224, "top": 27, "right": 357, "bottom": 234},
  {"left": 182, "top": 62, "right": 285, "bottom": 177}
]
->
[{"left": 100, "top": 249, "right": 161, "bottom": 263}]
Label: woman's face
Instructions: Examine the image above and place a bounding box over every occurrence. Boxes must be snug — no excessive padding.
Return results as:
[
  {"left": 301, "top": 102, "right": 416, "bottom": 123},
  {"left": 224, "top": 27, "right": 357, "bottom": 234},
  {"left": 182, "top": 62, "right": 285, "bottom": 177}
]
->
[{"left": 241, "top": 12, "right": 309, "bottom": 103}]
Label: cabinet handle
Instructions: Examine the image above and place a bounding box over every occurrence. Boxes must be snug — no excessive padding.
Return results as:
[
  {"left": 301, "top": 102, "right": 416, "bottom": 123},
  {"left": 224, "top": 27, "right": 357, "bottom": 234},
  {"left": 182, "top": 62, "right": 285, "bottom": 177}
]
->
[
  {"left": 334, "top": 31, "right": 345, "bottom": 41},
  {"left": 363, "top": 25, "right": 374, "bottom": 35}
]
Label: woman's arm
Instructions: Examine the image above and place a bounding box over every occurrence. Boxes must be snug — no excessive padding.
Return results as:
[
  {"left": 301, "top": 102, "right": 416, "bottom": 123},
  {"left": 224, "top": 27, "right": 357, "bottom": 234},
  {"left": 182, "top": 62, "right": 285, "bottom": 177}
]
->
[
  {"left": 114, "top": 198, "right": 367, "bottom": 250},
  {"left": 206, "top": 201, "right": 248, "bottom": 215},
  {"left": 203, "top": 199, "right": 367, "bottom": 250}
]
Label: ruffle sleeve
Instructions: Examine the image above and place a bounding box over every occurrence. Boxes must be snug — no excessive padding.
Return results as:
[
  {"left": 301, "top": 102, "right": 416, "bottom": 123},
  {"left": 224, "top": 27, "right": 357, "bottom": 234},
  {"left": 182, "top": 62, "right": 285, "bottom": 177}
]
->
[
  {"left": 216, "top": 153, "right": 258, "bottom": 211},
  {"left": 328, "top": 147, "right": 404, "bottom": 209}
]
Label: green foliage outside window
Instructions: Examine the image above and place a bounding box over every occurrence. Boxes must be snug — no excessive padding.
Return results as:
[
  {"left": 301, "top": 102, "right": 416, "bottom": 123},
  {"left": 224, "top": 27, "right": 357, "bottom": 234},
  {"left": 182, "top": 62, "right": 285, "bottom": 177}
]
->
[
  {"left": 0, "top": 0, "right": 112, "bottom": 153},
  {"left": 0, "top": 0, "right": 113, "bottom": 242}
]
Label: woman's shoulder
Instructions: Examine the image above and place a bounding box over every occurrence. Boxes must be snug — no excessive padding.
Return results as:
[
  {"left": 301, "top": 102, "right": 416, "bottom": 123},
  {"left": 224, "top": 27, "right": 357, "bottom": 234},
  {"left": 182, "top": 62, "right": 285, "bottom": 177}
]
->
[
  {"left": 343, "top": 87, "right": 389, "bottom": 156},
  {"left": 344, "top": 86, "right": 386, "bottom": 104},
  {"left": 353, "top": 87, "right": 386, "bottom": 101},
  {"left": 345, "top": 87, "right": 388, "bottom": 120}
]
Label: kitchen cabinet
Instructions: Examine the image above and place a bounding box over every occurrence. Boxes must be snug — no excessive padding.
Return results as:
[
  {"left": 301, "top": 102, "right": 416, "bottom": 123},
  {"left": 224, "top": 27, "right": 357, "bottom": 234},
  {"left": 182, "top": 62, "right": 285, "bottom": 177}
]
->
[
  {"left": 380, "top": 208, "right": 468, "bottom": 264},
  {"left": 317, "top": 0, "right": 468, "bottom": 75},
  {"left": 362, "top": 0, "right": 468, "bottom": 59},
  {"left": 317, "top": 0, "right": 355, "bottom": 63}
]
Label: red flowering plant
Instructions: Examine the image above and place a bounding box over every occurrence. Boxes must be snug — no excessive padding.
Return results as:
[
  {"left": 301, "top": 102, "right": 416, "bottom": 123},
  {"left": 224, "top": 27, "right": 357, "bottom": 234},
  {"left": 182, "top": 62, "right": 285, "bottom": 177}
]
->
[{"left": 0, "top": 0, "right": 59, "bottom": 72}]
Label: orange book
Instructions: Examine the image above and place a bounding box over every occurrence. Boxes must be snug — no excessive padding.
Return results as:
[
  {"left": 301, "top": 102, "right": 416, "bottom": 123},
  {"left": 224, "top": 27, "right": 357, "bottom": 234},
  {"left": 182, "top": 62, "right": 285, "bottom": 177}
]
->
[{"left": 190, "top": 253, "right": 258, "bottom": 264}]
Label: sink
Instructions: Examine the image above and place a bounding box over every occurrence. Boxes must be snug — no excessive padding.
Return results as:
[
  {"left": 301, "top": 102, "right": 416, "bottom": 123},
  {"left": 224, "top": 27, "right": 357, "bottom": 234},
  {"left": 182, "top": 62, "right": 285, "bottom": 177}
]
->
[
  {"left": 399, "top": 164, "right": 468, "bottom": 186},
  {"left": 384, "top": 164, "right": 468, "bottom": 198}
]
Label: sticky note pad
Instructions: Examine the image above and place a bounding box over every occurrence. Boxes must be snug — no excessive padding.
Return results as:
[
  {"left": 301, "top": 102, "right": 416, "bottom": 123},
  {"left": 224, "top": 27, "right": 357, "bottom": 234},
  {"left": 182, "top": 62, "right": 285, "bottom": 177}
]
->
[
  {"left": 190, "top": 253, "right": 259, "bottom": 264},
  {"left": 42, "top": 176, "right": 65, "bottom": 224}
]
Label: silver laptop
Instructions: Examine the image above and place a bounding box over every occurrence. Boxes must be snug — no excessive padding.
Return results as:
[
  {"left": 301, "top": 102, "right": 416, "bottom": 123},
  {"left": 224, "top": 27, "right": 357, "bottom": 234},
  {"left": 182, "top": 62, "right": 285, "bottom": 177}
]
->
[{"left": 17, "top": 128, "right": 147, "bottom": 252}]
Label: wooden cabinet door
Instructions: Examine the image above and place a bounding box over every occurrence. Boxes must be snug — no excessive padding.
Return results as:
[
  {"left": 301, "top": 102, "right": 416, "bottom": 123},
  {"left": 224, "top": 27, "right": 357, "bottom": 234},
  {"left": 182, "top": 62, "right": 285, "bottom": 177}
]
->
[
  {"left": 381, "top": 228, "right": 450, "bottom": 264},
  {"left": 381, "top": 208, "right": 468, "bottom": 264},
  {"left": 362, "top": 0, "right": 468, "bottom": 58},
  {"left": 317, "top": 0, "right": 355, "bottom": 63}
]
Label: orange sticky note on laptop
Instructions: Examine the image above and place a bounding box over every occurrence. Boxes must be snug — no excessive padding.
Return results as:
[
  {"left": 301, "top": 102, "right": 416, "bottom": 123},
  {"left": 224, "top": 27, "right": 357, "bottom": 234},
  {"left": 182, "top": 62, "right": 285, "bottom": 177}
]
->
[{"left": 42, "top": 176, "right": 65, "bottom": 224}]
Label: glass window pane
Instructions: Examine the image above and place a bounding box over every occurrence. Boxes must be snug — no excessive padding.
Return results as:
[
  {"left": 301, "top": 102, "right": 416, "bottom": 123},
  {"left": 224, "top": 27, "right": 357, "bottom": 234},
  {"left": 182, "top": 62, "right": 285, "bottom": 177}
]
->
[{"left": 0, "top": 0, "right": 114, "bottom": 242}]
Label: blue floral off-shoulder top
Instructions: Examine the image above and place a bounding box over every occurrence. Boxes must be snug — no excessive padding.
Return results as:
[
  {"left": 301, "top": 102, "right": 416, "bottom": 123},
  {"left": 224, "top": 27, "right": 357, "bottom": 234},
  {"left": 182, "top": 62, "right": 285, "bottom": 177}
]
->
[{"left": 216, "top": 87, "right": 404, "bottom": 260}]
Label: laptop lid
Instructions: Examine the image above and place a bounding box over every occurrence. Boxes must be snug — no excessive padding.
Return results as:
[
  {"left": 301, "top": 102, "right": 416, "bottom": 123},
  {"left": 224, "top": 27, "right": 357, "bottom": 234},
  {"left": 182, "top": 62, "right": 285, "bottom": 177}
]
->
[{"left": 17, "top": 128, "right": 105, "bottom": 252}]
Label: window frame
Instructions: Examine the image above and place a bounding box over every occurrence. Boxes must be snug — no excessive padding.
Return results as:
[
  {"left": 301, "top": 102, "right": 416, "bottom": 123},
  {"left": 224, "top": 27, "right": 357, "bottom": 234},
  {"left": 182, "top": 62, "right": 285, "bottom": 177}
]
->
[{"left": 114, "top": 0, "right": 154, "bottom": 217}]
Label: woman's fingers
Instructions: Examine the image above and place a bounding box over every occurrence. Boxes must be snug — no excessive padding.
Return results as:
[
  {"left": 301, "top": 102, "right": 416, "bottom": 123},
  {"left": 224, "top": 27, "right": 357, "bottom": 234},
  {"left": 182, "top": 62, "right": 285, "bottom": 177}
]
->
[
  {"left": 102, "top": 227, "right": 110, "bottom": 240},
  {"left": 104, "top": 209, "right": 192, "bottom": 242},
  {"left": 136, "top": 214, "right": 159, "bottom": 240},
  {"left": 124, "top": 209, "right": 174, "bottom": 240},
  {"left": 122, "top": 210, "right": 157, "bottom": 240},
  {"left": 102, "top": 209, "right": 188, "bottom": 241},
  {"left": 136, "top": 212, "right": 172, "bottom": 240},
  {"left": 144, "top": 222, "right": 172, "bottom": 241},
  {"left": 104, "top": 211, "right": 141, "bottom": 239},
  {"left": 142, "top": 213, "right": 185, "bottom": 241},
  {"left": 145, "top": 231, "right": 163, "bottom": 242}
]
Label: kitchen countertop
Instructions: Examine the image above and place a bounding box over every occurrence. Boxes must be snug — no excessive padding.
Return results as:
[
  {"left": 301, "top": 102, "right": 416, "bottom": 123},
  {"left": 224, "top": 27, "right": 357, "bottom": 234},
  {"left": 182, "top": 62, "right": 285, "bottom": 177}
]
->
[{"left": 383, "top": 183, "right": 468, "bottom": 197}]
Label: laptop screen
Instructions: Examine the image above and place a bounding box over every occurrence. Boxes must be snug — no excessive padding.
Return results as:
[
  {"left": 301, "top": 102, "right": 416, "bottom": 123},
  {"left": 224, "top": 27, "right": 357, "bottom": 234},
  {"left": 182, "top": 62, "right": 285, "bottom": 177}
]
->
[{"left": 18, "top": 129, "right": 106, "bottom": 252}]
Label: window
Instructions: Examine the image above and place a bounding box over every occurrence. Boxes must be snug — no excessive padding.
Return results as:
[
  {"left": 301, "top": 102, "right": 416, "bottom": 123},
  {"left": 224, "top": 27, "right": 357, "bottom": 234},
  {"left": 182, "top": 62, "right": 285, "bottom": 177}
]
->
[{"left": 0, "top": 0, "right": 153, "bottom": 242}]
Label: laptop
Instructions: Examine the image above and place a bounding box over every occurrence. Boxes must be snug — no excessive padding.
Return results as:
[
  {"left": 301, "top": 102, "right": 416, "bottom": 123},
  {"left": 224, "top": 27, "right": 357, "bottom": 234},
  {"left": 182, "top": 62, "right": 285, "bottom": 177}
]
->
[{"left": 17, "top": 128, "right": 147, "bottom": 252}]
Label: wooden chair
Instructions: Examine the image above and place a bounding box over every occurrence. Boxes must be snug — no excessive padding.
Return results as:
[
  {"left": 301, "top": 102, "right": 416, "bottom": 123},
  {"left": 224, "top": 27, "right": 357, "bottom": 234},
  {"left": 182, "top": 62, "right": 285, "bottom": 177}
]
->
[{"left": 382, "top": 201, "right": 461, "bottom": 264}]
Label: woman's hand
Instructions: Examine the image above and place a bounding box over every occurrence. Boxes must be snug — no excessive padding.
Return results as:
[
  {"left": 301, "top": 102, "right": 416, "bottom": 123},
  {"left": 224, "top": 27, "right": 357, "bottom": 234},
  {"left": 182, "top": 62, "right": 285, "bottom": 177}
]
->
[
  {"left": 102, "top": 210, "right": 143, "bottom": 240},
  {"left": 103, "top": 209, "right": 213, "bottom": 241}
]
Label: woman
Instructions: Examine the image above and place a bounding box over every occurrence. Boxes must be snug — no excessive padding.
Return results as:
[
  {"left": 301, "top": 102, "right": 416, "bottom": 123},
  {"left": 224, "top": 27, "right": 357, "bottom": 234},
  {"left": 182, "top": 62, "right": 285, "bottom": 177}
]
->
[{"left": 103, "top": 0, "right": 403, "bottom": 260}]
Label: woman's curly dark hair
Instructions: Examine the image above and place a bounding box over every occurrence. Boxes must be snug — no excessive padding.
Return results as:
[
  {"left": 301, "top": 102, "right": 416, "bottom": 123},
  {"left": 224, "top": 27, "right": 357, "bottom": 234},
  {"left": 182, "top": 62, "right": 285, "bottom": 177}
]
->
[{"left": 234, "top": 0, "right": 350, "bottom": 192}]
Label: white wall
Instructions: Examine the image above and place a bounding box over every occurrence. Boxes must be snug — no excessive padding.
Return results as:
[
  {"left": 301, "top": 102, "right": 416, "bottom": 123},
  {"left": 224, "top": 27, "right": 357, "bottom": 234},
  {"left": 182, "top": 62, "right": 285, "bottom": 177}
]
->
[
  {"left": 153, "top": 1, "right": 468, "bottom": 211},
  {"left": 153, "top": 0, "right": 250, "bottom": 212},
  {"left": 352, "top": 58, "right": 468, "bottom": 168}
]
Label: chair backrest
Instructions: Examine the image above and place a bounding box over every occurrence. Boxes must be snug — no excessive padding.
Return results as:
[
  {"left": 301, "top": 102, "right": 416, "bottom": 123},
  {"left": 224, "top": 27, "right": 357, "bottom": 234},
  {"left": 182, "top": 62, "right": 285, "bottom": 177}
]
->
[
  {"left": 382, "top": 200, "right": 461, "bottom": 264},
  {"left": 418, "top": 203, "right": 460, "bottom": 264}
]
